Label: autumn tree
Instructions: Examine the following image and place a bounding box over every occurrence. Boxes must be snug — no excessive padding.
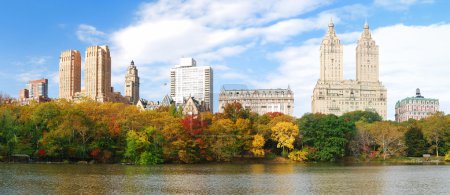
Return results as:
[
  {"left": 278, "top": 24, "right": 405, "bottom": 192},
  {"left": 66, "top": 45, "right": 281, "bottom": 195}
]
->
[
  {"left": 271, "top": 122, "right": 298, "bottom": 156},
  {"left": 420, "top": 112, "right": 448, "bottom": 156},
  {"left": 250, "top": 134, "right": 265, "bottom": 157},
  {"left": 357, "top": 121, "right": 406, "bottom": 160}
]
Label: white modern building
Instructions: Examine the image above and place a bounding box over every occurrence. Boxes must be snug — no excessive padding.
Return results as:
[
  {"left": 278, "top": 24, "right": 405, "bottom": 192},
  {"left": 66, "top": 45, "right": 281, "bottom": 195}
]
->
[{"left": 170, "top": 58, "right": 213, "bottom": 111}]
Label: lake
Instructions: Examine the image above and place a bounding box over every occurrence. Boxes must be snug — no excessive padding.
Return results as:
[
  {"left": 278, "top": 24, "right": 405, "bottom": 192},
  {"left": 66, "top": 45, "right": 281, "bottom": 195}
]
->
[{"left": 0, "top": 163, "right": 448, "bottom": 194}]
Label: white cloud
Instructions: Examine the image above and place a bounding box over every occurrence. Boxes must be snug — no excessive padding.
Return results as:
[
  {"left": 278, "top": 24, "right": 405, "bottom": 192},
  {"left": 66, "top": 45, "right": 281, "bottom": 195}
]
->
[
  {"left": 28, "top": 56, "right": 51, "bottom": 65},
  {"left": 374, "top": 0, "right": 434, "bottom": 10},
  {"left": 76, "top": 24, "right": 107, "bottom": 45},
  {"left": 107, "top": 0, "right": 333, "bottom": 100},
  {"left": 259, "top": 23, "right": 450, "bottom": 119}
]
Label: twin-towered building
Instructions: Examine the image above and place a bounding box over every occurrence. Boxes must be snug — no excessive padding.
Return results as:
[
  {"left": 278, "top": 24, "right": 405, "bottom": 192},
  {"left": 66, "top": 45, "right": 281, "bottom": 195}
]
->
[
  {"left": 312, "top": 20, "right": 387, "bottom": 119},
  {"left": 59, "top": 45, "right": 139, "bottom": 104}
]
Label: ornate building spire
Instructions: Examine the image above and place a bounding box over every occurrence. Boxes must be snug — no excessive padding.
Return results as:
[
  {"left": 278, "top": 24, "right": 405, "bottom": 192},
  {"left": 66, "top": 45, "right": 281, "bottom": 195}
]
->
[
  {"left": 320, "top": 17, "right": 343, "bottom": 81},
  {"left": 326, "top": 17, "right": 337, "bottom": 37},
  {"left": 356, "top": 21, "right": 379, "bottom": 82},
  {"left": 125, "top": 60, "right": 140, "bottom": 105}
]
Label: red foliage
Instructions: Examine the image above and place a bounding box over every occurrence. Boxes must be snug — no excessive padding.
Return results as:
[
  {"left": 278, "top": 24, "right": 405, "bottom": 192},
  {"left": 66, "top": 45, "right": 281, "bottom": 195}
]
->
[
  {"left": 180, "top": 115, "right": 209, "bottom": 136},
  {"left": 37, "top": 149, "right": 46, "bottom": 157},
  {"left": 265, "top": 112, "right": 284, "bottom": 119},
  {"left": 108, "top": 117, "right": 121, "bottom": 136},
  {"left": 90, "top": 148, "right": 101, "bottom": 158}
]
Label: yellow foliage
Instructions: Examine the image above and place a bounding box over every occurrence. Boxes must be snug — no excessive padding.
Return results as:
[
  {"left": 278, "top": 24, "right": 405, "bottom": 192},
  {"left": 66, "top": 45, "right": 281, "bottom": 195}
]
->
[
  {"left": 445, "top": 151, "right": 450, "bottom": 161},
  {"left": 271, "top": 122, "right": 299, "bottom": 151},
  {"left": 288, "top": 150, "right": 308, "bottom": 162},
  {"left": 251, "top": 134, "right": 265, "bottom": 157}
]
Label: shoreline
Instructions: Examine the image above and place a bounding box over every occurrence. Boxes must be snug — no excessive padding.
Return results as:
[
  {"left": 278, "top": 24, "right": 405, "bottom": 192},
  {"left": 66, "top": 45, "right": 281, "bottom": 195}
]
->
[{"left": 1, "top": 156, "right": 448, "bottom": 166}]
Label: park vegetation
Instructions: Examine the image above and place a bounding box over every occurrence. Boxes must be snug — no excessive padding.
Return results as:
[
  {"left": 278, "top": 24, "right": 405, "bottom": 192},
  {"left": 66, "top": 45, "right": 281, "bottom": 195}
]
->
[{"left": 0, "top": 99, "right": 449, "bottom": 164}]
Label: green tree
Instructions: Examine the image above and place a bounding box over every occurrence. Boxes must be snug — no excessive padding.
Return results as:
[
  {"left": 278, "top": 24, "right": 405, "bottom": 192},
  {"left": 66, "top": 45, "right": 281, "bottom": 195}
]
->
[
  {"left": 404, "top": 126, "right": 428, "bottom": 157},
  {"left": 124, "top": 127, "right": 163, "bottom": 165},
  {"left": 298, "top": 113, "right": 355, "bottom": 161}
]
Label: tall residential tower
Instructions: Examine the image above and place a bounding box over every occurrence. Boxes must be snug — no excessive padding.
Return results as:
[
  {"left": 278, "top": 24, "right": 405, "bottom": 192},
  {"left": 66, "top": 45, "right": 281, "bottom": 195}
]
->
[
  {"left": 124, "top": 60, "right": 140, "bottom": 105},
  {"left": 84, "top": 45, "right": 111, "bottom": 102},
  {"left": 356, "top": 22, "right": 379, "bottom": 82},
  {"left": 320, "top": 19, "right": 344, "bottom": 81},
  {"left": 170, "top": 57, "right": 213, "bottom": 111},
  {"left": 59, "top": 50, "right": 81, "bottom": 99}
]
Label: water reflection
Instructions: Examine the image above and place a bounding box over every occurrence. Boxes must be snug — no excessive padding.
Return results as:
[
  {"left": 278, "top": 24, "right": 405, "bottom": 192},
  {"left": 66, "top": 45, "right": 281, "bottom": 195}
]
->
[{"left": 0, "top": 163, "right": 448, "bottom": 194}]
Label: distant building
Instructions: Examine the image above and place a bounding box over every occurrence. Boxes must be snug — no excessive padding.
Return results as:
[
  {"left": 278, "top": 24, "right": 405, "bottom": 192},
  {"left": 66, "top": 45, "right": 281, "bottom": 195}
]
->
[
  {"left": 18, "top": 79, "right": 50, "bottom": 105},
  {"left": 312, "top": 20, "right": 387, "bottom": 119},
  {"left": 182, "top": 96, "right": 209, "bottom": 115},
  {"left": 26, "top": 79, "right": 48, "bottom": 98},
  {"left": 84, "top": 45, "right": 112, "bottom": 102},
  {"left": 59, "top": 50, "right": 81, "bottom": 100},
  {"left": 218, "top": 87, "right": 294, "bottom": 116},
  {"left": 124, "top": 60, "right": 140, "bottom": 105},
  {"left": 136, "top": 95, "right": 175, "bottom": 111},
  {"left": 170, "top": 57, "right": 213, "bottom": 111},
  {"left": 395, "top": 88, "right": 439, "bottom": 122},
  {"left": 59, "top": 45, "right": 129, "bottom": 104}
]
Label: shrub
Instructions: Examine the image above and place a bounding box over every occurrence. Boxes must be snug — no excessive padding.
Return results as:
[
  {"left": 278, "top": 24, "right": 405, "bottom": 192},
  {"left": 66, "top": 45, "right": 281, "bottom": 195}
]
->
[
  {"left": 288, "top": 150, "right": 308, "bottom": 162},
  {"left": 445, "top": 151, "right": 450, "bottom": 162}
]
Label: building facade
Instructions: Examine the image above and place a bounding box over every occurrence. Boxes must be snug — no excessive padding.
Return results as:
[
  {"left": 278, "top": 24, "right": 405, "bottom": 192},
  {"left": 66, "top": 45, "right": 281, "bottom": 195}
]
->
[
  {"left": 26, "top": 79, "right": 48, "bottom": 98},
  {"left": 395, "top": 88, "right": 439, "bottom": 122},
  {"left": 124, "top": 60, "right": 140, "bottom": 105},
  {"left": 312, "top": 20, "right": 387, "bottom": 119},
  {"left": 218, "top": 87, "right": 294, "bottom": 116},
  {"left": 18, "top": 79, "right": 50, "bottom": 105},
  {"left": 84, "top": 45, "right": 112, "bottom": 102},
  {"left": 170, "top": 57, "right": 213, "bottom": 111},
  {"left": 59, "top": 50, "right": 81, "bottom": 99}
]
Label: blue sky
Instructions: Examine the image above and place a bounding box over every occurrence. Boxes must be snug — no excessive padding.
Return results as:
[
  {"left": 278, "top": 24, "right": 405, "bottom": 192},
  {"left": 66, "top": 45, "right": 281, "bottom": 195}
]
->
[{"left": 1, "top": 0, "right": 449, "bottom": 120}]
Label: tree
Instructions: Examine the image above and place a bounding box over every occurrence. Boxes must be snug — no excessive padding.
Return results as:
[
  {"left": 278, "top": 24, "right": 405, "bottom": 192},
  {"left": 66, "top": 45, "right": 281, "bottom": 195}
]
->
[
  {"left": 420, "top": 112, "right": 448, "bottom": 156},
  {"left": 404, "top": 126, "right": 428, "bottom": 157},
  {"left": 250, "top": 134, "right": 265, "bottom": 157},
  {"left": 271, "top": 122, "right": 298, "bottom": 156},
  {"left": 124, "top": 128, "right": 163, "bottom": 165},
  {"left": 357, "top": 121, "right": 406, "bottom": 160},
  {"left": 223, "top": 102, "right": 250, "bottom": 121},
  {"left": 341, "top": 110, "right": 382, "bottom": 123},
  {"left": 298, "top": 113, "right": 355, "bottom": 161}
]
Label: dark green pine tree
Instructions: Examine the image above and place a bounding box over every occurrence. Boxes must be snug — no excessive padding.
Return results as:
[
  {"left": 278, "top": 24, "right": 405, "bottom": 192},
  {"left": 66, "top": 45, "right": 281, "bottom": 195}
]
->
[{"left": 404, "top": 126, "right": 428, "bottom": 157}]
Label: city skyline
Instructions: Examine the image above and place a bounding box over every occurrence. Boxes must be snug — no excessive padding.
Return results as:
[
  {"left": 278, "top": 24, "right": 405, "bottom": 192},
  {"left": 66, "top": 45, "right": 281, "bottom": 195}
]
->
[{"left": 1, "top": 0, "right": 450, "bottom": 119}]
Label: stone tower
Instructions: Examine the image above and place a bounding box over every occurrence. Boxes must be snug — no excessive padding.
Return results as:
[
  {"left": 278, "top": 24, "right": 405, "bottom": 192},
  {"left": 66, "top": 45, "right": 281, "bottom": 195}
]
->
[
  {"left": 320, "top": 18, "right": 343, "bottom": 81},
  {"left": 356, "top": 21, "right": 379, "bottom": 82},
  {"left": 124, "top": 60, "right": 140, "bottom": 105},
  {"left": 59, "top": 50, "right": 81, "bottom": 99},
  {"left": 84, "top": 45, "right": 111, "bottom": 102}
]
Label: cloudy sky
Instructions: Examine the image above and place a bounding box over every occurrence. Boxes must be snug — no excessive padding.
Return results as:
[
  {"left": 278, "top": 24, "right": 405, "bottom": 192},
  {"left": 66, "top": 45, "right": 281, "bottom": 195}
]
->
[{"left": 0, "top": 0, "right": 449, "bottom": 120}]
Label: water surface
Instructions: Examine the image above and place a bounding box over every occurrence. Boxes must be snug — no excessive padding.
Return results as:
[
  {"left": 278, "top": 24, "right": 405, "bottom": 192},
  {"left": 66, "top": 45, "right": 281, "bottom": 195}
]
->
[{"left": 0, "top": 163, "right": 448, "bottom": 194}]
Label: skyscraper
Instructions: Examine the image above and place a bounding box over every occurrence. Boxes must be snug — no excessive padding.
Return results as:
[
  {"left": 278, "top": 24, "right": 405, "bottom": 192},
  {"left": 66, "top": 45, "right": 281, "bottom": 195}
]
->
[
  {"left": 356, "top": 22, "right": 379, "bottom": 82},
  {"left": 124, "top": 60, "right": 140, "bottom": 105},
  {"left": 59, "top": 50, "right": 81, "bottom": 99},
  {"left": 84, "top": 45, "right": 111, "bottom": 102},
  {"left": 312, "top": 21, "right": 387, "bottom": 119},
  {"left": 170, "top": 57, "right": 213, "bottom": 111},
  {"left": 320, "top": 18, "right": 343, "bottom": 81}
]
